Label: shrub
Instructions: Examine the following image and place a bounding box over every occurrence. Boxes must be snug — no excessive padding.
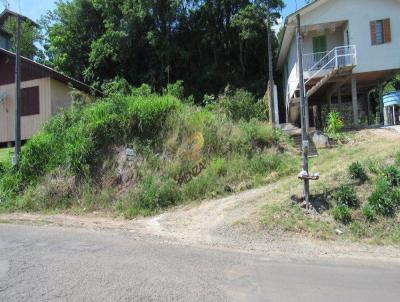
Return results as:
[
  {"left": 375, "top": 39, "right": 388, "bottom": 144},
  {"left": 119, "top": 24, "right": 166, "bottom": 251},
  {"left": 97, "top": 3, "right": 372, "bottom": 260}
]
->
[
  {"left": 331, "top": 185, "right": 359, "bottom": 208},
  {"left": 368, "top": 178, "right": 399, "bottom": 216},
  {"left": 362, "top": 203, "right": 375, "bottom": 222},
  {"left": 218, "top": 89, "right": 268, "bottom": 121},
  {"left": 135, "top": 176, "right": 181, "bottom": 212},
  {"left": 239, "top": 119, "right": 281, "bottom": 152},
  {"left": 325, "top": 111, "right": 344, "bottom": 135},
  {"left": 165, "top": 80, "right": 184, "bottom": 100},
  {"left": 384, "top": 165, "right": 400, "bottom": 187},
  {"left": 332, "top": 204, "right": 352, "bottom": 224},
  {"left": 348, "top": 162, "right": 368, "bottom": 183},
  {"left": 126, "top": 95, "right": 183, "bottom": 138}
]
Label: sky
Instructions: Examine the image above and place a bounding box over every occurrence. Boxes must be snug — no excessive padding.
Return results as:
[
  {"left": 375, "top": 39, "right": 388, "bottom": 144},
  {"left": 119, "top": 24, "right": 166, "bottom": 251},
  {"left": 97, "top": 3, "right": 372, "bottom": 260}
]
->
[{"left": 5, "top": 0, "right": 308, "bottom": 22}]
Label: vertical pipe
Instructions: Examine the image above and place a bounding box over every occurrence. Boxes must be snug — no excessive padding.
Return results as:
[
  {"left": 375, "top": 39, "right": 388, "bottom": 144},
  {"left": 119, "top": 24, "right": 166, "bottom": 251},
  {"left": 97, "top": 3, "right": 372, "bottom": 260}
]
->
[
  {"left": 296, "top": 14, "right": 310, "bottom": 209},
  {"left": 14, "top": 14, "right": 22, "bottom": 165}
]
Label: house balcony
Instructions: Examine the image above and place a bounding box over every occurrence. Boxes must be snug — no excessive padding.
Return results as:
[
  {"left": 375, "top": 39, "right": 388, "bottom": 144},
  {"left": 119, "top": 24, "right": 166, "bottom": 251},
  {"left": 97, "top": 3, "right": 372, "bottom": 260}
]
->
[{"left": 303, "top": 45, "right": 357, "bottom": 81}]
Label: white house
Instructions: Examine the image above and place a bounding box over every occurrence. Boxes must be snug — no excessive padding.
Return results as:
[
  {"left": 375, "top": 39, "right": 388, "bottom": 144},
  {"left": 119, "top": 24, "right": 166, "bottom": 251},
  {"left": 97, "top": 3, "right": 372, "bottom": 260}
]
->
[{"left": 277, "top": 0, "right": 400, "bottom": 128}]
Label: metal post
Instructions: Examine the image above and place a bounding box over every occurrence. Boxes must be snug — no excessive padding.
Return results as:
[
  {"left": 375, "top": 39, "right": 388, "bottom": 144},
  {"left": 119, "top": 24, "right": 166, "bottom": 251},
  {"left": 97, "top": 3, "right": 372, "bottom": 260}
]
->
[
  {"left": 14, "top": 14, "right": 22, "bottom": 165},
  {"left": 296, "top": 14, "right": 310, "bottom": 210},
  {"left": 267, "top": 1, "right": 275, "bottom": 127}
]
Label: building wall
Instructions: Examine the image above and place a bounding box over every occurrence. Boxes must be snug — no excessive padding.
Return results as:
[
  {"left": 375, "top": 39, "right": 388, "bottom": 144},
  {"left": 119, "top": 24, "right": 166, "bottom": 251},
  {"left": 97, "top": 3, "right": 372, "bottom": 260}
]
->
[
  {"left": 0, "top": 78, "right": 73, "bottom": 143},
  {"left": 282, "top": 0, "right": 400, "bottom": 120},
  {"left": 50, "top": 78, "right": 73, "bottom": 115},
  {"left": 300, "top": 0, "right": 400, "bottom": 74}
]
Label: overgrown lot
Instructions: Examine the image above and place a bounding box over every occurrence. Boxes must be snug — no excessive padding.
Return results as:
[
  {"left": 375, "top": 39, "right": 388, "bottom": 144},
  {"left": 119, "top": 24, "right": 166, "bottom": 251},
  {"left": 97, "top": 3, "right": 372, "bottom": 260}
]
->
[
  {"left": 261, "top": 130, "right": 400, "bottom": 245},
  {"left": 0, "top": 84, "right": 297, "bottom": 218}
]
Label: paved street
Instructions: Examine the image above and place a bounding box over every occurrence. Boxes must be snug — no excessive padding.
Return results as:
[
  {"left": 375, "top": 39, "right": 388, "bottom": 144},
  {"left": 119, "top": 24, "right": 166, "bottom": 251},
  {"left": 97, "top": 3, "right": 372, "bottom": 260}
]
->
[{"left": 1, "top": 223, "right": 399, "bottom": 302}]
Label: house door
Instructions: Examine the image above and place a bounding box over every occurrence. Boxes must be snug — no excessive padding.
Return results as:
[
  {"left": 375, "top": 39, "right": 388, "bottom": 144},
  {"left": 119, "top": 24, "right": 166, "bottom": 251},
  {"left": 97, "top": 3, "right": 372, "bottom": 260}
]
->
[{"left": 312, "top": 36, "right": 327, "bottom": 68}]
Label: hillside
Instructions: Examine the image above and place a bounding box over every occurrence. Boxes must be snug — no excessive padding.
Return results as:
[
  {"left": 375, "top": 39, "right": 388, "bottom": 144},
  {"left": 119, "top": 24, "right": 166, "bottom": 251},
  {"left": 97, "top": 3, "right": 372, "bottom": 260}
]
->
[{"left": 0, "top": 86, "right": 297, "bottom": 218}]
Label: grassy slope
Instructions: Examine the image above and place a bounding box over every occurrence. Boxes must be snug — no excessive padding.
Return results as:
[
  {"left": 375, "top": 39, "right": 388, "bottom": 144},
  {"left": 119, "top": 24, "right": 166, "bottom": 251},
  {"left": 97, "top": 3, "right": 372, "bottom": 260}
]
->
[
  {"left": 0, "top": 148, "right": 12, "bottom": 164},
  {"left": 260, "top": 129, "right": 400, "bottom": 245}
]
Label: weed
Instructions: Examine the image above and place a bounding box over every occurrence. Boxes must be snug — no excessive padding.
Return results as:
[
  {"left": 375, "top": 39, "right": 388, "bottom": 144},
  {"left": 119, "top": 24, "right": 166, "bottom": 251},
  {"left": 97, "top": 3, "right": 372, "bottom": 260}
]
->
[
  {"left": 384, "top": 165, "right": 400, "bottom": 187},
  {"left": 348, "top": 162, "right": 368, "bottom": 183},
  {"left": 331, "top": 204, "right": 352, "bottom": 224},
  {"left": 368, "top": 178, "right": 399, "bottom": 216},
  {"left": 362, "top": 203, "right": 375, "bottom": 222},
  {"left": 331, "top": 185, "right": 359, "bottom": 208},
  {"left": 325, "top": 111, "right": 344, "bottom": 135}
]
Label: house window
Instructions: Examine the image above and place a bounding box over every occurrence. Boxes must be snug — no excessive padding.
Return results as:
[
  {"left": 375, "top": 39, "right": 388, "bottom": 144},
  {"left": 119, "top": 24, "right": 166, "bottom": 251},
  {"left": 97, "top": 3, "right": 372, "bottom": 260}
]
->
[
  {"left": 370, "top": 19, "right": 391, "bottom": 45},
  {"left": 313, "top": 36, "right": 327, "bottom": 53},
  {"left": 21, "top": 86, "right": 40, "bottom": 116}
]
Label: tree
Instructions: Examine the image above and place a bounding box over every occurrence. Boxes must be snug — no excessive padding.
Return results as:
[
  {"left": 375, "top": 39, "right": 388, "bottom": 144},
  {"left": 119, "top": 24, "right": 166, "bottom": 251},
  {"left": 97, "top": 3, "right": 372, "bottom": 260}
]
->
[
  {"left": 41, "top": 0, "right": 285, "bottom": 98},
  {"left": 1, "top": 15, "right": 41, "bottom": 58}
]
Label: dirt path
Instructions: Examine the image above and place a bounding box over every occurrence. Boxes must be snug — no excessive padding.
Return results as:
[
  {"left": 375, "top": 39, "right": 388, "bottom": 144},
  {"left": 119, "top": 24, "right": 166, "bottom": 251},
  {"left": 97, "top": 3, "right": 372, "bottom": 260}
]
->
[{"left": 1, "top": 128, "right": 400, "bottom": 261}]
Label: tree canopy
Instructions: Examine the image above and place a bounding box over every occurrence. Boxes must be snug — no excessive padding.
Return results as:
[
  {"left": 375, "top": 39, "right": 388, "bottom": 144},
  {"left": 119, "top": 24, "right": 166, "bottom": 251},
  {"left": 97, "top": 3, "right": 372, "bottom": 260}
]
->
[{"left": 40, "top": 0, "right": 285, "bottom": 99}]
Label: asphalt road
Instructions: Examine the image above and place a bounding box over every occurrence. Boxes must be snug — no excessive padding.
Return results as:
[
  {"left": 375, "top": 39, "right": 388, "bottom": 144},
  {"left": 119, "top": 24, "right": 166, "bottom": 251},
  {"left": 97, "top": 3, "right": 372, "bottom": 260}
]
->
[{"left": 1, "top": 224, "right": 399, "bottom": 302}]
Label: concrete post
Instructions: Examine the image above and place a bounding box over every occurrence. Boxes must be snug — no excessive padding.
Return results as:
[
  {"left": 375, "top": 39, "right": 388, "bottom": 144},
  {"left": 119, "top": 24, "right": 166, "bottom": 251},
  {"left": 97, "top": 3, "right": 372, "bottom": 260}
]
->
[
  {"left": 337, "top": 86, "right": 342, "bottom": 112},
  {"left": 379, "top": 83, "right": 384, "bottom": 125},
  {"left": 351, "top": 75, "right": 359, "bottom": 127}
]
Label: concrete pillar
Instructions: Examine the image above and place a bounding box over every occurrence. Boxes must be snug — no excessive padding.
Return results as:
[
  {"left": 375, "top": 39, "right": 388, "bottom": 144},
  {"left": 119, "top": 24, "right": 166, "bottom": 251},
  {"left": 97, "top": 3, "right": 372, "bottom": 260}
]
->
[
  {"left": 383, "top": 106, "right": 389, "bottom": 126},
  {"left": 379, "top": 83, "right": 384, "bottom": 125},
  {"left": 351, "top": 75, "right": 359, "bottom": 127},
  {"left": 337, "top": 86, "right": 342, "bottom": 112}
]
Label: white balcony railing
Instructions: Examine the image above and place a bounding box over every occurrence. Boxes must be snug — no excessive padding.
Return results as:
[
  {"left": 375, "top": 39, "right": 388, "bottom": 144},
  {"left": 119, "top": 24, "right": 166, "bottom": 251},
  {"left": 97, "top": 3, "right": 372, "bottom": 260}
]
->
[{"left": 303, "top": 45, "right": 357, "bottom": 84}]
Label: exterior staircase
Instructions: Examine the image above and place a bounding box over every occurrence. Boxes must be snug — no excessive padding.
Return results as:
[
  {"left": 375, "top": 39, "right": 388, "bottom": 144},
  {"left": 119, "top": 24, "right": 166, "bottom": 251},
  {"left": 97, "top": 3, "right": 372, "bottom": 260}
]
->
[
  {"left": 280, "top": 124, "right": 318, "bottom": 157},
  {"left": 286, "top": 45, "right": 357, "bottom": 121}
]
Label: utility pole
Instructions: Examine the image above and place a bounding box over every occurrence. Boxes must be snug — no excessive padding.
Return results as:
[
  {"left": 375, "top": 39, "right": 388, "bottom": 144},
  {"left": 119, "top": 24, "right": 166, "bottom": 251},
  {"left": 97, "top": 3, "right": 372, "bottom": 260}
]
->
[
  {"left": 296, "top": 14, "right": 310, "bottom": 210},
  {"left": 267, "top": 0, "right": 275, "bottom": 127},
  {"left": 14, "top": 13, "right": 22, "bottom": 165}
]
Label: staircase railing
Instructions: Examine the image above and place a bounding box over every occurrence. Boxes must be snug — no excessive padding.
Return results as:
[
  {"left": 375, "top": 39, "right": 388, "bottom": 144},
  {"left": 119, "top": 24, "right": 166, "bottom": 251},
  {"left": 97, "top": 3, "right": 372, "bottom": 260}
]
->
[{"left": 303, "top": 45, "right": 357, "bottom": 84}]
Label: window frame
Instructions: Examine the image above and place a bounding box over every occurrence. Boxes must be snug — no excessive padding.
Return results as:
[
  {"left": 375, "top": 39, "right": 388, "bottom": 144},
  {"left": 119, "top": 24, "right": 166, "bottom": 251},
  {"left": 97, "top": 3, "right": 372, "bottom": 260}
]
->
[{"left": 21, "top": 86, "right": 40, "bottom": 117}]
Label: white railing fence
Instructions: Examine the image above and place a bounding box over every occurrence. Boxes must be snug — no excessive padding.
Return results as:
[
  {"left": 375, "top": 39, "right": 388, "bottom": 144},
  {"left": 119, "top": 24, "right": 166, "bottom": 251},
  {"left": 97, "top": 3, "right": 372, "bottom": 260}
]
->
[{"left": 304, "top": 45, "right": 357, "bottom": 84}]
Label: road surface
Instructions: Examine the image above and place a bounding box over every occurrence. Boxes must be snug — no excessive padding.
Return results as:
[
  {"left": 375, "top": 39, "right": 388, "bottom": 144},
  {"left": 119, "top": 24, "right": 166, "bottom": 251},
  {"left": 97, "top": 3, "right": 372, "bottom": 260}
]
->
[{"left": 1, "top": 223, "right": 399, "bottom": 302}]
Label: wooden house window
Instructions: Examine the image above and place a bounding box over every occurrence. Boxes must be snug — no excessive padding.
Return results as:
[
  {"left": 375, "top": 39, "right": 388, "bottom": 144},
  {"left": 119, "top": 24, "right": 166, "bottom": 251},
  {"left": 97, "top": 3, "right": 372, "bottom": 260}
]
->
[
  {"left": 21, "top": 86, "right": 40, "bottom": 116},
  {"left": 370, "top": 19, "right": 391, "bottom": 45}
]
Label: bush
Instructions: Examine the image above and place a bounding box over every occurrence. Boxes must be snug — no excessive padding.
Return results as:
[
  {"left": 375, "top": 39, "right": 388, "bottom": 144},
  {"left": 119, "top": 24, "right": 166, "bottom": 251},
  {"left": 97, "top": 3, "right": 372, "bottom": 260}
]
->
[
  {"left": 125, "top": 95, "right": 182, "bottom": 138},
  {"left": 362, "top": 203, "right": 375, "bottom": 222},
  {"left": 348, "top": 162, "right": 368, "bottom": 183},
  {"left": 384, "top": 165, "right": 400, "bottom": 187},
  {"left": 218, "top": 89, "right": 268, "bottom": 121},
  {"left": 325, "top": 111, "right": 344, "bottom": 135},
  {"left": 368, "top": 178, "right": 399, "bottom": 216},
  {"left": 331, "top": 185, "right": 359, "bottom": 208},
  {"left": 134, "top": 176, "right": 181, "bottom": 212},
  {"left": 165, "top": 80, "right": 184, "bottom": 100},
  {"left": 332, "top": 204, "right": 352, "bottom": 224}
]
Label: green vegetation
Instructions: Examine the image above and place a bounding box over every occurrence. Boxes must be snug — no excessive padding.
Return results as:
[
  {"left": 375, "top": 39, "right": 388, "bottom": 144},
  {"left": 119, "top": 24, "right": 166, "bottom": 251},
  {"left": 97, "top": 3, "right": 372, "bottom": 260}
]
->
[
  {"left": 0, "top": 148, "right": 12, "bottom": 165},
  {"left": 40, "top": 0, "right": 285, "bottom": 98},
  {"left": 348, "top": 161, "right": 368, "bottom": 183},
  {"left": 261, "top": 132, "right": 400, "bottom": 245},
  {"left": 325, "top": 111, "right": 344, "bottom": 137},
  {"left": 0, "top": 85, "right": 296, "bottom": 217},
  {"left": 331, "top": 185, "right": 359, "bottom": 209},
  {"left": 332, "top": 204, "right": 352, "bottom": 224}
]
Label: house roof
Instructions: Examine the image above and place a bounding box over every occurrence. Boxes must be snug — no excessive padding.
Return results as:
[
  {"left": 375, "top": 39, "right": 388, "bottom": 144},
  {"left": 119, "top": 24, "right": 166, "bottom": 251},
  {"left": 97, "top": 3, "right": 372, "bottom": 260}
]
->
[
  {"left": 0, "top": 9, "right": 39, "bottom": 28},
  {"left": 277, "top": 0, "right": 328, "bottom": 70},
  {"left": 0, "top": 48, "right": 100, "bottom": 95}
]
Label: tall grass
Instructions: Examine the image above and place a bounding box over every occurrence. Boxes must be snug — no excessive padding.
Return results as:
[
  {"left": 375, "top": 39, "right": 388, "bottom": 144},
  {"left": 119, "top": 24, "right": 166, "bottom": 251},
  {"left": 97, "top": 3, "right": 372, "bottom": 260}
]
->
[{"left": 0, "top": 88, "right": 296, "bottom": 216}]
